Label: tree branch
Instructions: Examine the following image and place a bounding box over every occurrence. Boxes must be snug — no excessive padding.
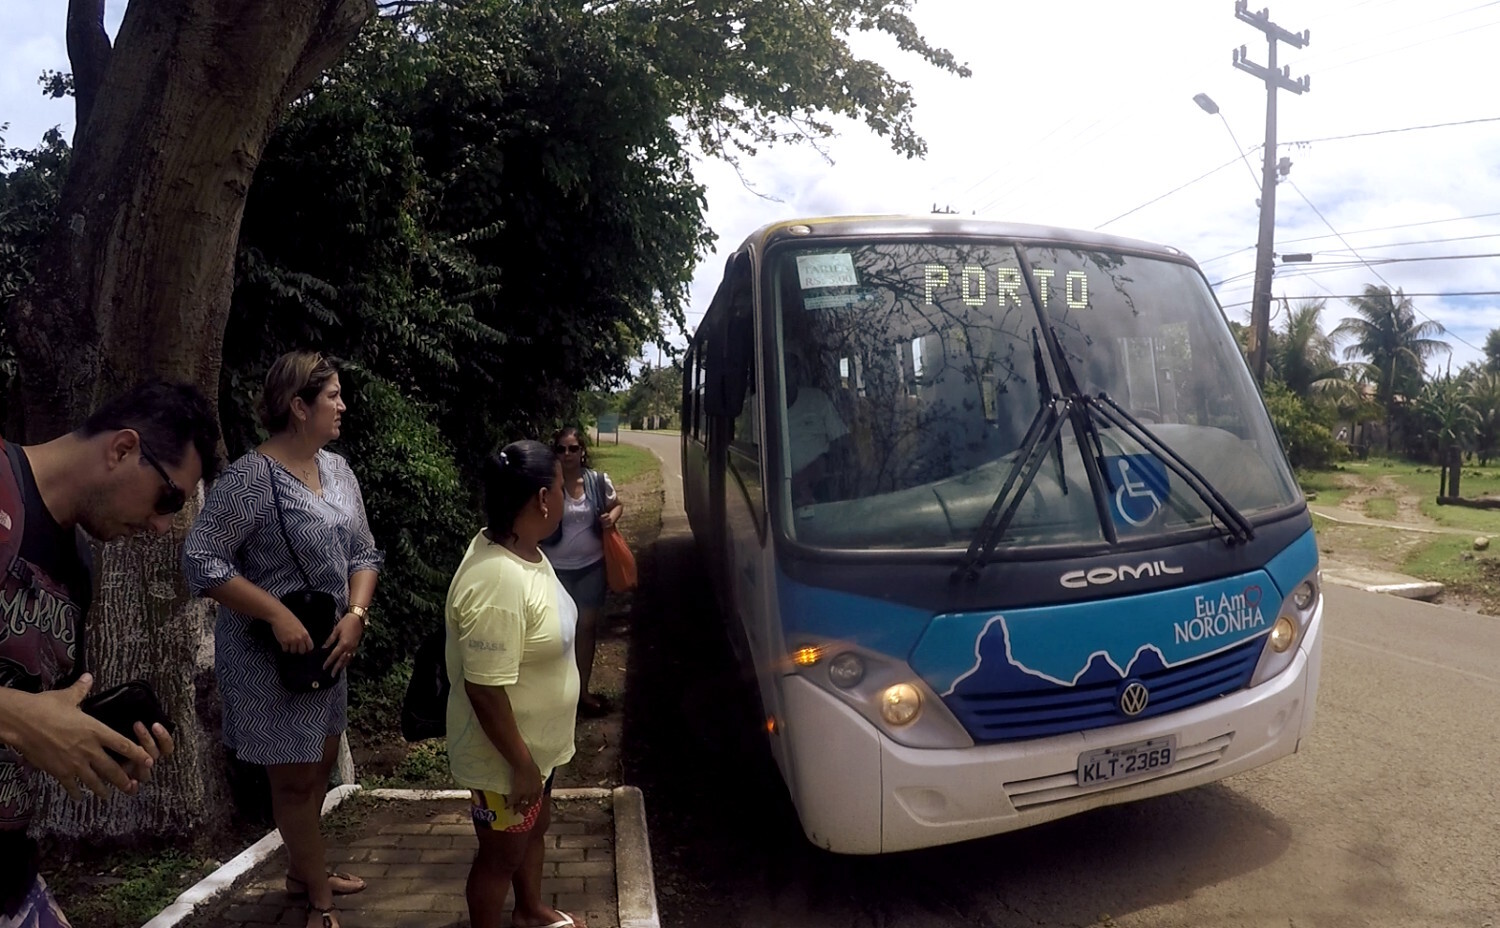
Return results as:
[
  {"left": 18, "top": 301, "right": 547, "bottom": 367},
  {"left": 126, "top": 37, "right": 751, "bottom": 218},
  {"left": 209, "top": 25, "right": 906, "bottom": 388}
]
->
[
  {"left": 281, "top": 0, "right": 377, "bottom": 109},
  {"left": 65, "top": 0, "right": 113, "bottom": 138}
]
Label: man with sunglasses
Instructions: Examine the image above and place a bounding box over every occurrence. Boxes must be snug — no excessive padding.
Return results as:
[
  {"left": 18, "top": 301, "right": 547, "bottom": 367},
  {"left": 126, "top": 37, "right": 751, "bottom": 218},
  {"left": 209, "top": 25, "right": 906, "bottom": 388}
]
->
[{"left": 0, "top": 380, "right": 220, "bottom": 927}]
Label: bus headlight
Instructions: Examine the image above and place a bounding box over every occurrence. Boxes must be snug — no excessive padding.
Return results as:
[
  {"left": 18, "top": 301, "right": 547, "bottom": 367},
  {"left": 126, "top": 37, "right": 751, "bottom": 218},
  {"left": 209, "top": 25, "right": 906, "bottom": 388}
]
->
[
  {"left": 1292, "top": 580, "right": 1316, "bottom": 611},
  {"left": 828, "top": 652, "right": 865, "bottom": 689},
  {"left": 880, "top": 684, "right": 922, "bottom": 726},
  {"left": 1250, "top": 570, "right": 1320, "bottom": 686},
  {"left": 785, "top": 642, "right": 971, "bottom": 748},
  {"left": 1268, "top": 616, "right": 1296, "bottom": 653}
]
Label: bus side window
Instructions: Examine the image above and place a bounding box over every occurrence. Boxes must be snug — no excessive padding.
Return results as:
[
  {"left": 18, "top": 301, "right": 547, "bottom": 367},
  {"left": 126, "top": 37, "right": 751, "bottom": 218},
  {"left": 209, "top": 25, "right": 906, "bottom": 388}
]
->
[{"left": 728, "top": 267, "right": 758, "bottom": 451}]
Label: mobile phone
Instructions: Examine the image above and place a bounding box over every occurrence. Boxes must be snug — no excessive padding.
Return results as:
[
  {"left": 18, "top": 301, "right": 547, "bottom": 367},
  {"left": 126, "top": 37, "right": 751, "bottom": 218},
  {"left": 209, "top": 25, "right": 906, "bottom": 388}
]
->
[{"left": 80, "top": 680, "right": 173, "bottom": 762}]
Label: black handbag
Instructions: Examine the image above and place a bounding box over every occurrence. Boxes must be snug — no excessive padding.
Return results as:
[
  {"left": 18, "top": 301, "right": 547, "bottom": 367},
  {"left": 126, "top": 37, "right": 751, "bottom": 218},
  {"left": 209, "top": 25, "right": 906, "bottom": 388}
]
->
[
  {"left": 400, "top": 628, "right": 449, "bottom": 742},
  {"left": 81, "top": 680, "right": 174, "bottom": 762},
  {"left": 253, "top": 458, "right": 342, "bottom": 693}
]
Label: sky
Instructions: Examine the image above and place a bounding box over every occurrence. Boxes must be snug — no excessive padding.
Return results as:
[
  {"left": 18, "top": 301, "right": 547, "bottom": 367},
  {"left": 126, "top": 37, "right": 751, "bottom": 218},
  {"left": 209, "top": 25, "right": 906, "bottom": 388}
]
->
[{"left": 3, "top": 0, "right": 1498, "bottom": 373}]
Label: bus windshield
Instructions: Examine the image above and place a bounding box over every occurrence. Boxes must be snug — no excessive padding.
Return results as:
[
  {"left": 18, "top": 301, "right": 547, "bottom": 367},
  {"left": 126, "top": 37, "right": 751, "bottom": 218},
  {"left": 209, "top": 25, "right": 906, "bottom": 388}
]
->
[{"left": 770, "top": 240, "right": 1301, "bottom": 551}]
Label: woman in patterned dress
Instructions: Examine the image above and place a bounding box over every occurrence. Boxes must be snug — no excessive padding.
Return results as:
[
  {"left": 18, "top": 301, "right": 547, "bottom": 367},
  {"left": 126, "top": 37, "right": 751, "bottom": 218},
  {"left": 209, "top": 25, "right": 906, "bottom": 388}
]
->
[{"left": 184, "top": 352, "right": 382, "bottom": 928}]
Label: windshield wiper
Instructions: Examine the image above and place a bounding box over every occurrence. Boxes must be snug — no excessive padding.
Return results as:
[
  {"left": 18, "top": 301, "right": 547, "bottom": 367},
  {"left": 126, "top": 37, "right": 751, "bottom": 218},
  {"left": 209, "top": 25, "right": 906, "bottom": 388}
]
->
[
  {"left": 1089, "top": 393, "right": 1255, "bottom": 544},
  {"left": 951, "top": 330, "right": 1067, "bottom": 582},
  {"left": 952, "top": 395, "right": 1070, "bottom": 583}
]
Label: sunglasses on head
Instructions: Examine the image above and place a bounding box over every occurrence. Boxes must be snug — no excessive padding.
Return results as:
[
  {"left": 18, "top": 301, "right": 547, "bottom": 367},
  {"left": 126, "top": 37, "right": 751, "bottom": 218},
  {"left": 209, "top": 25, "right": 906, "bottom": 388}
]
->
[
  {"left": 554, "top": 444, "right": 582, "bottom": 454},
  {"left": 138, "top": 440, "right": 187, "bottom": 515}
]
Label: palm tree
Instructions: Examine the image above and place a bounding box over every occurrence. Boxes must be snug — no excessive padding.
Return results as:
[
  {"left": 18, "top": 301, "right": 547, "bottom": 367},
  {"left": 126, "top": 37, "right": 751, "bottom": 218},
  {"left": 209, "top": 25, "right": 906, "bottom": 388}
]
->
[
  {"left": 1484, "top": 327, "right": 1500, "bottom": 374},
  {"left": 1417, "top": 376, "right": 1479, "bottom": 494},
  {"left": 1271, "top": 300, "right": 1346, "bottom": 398},
  {"left": 1331, "top": 285, "right": 1450, "bottom": 449},
  {"left": 1467, "top": 371, "right": 1500, "bottom": 465}
]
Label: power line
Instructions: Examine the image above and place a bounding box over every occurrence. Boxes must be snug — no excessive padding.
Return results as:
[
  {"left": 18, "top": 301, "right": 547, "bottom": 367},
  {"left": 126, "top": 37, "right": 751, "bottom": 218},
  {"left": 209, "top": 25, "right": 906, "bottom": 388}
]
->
[
  {"left": 1285, "top": 178, "right": 1481, "bottom": 351},
  {"left": 1200, "top": 211, "right": 1500, "bottom": 264},
  {"left": 1094, "top": 154, "right": 1247, "bottom": 230},
  {"left": 1312, "top": 231, "right": 1500, "bottom": 254},
  {"left": 1285, "top": 0, "right": 1500, "bottom": 70},
  {"left": 1308, "top": 13, "right": 1500, "bottom": 74},
  {"left": 1099, "top": 114, "right": 1500, "bottom": 234},
  {"left": 1220, "top": 290, "right": 1500, "bottom": 310},
  {"left": 1281, "top": 114, "right": 1500, "bottom": 147}
]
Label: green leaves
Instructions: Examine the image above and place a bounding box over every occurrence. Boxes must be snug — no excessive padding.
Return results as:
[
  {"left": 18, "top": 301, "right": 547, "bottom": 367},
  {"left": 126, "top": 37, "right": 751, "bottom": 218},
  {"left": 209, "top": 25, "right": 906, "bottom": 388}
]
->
[{"left": 600, "top": 0, "right": 968, "bottom": 160}]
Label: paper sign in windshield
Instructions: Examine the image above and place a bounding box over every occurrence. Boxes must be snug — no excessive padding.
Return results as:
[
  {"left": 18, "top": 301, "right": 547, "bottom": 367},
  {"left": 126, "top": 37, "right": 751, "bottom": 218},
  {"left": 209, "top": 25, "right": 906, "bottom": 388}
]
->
[
  {"left": 797, "top": 254, "right": 858, "bottom": 289},
  {"left": 804, "top": 290, "right": 882, "bottom": 312}
]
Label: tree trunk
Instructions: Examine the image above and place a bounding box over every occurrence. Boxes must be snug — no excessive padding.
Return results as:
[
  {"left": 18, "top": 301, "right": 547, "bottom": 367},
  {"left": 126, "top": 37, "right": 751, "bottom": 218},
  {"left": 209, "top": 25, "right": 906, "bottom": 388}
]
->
[
  {"left": 9, "top": 0, "right": 372, "bottom": 842},
  {"left": 1448, "top": 444, "right": 1462, "bottom": 500}
]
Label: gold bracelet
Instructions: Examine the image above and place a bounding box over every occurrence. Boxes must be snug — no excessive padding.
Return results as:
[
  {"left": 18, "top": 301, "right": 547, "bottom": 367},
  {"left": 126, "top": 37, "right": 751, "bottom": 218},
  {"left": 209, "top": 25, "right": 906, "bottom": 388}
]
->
[{"left": 348, "top": 603, "right": 370, "bottom": 624}]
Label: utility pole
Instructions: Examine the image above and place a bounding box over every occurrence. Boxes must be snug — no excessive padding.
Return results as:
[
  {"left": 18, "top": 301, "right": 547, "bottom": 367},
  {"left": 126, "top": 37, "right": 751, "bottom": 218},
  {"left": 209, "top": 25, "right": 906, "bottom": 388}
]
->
[{"left": 1232, "top": 1, "right": 1309, "bottom": 385}]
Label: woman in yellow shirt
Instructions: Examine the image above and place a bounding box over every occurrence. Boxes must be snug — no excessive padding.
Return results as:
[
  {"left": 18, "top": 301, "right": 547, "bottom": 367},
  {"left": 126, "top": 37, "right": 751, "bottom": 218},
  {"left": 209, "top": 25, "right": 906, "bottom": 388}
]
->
[{"left": 445, "top": 441, "right": 584, "bottom": 928}]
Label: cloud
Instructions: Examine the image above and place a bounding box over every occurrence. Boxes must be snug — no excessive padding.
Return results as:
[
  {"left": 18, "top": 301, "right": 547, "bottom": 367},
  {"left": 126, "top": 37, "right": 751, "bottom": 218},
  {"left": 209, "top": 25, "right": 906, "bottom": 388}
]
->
[
  {"left": 3, "top": 0, "right": 1496, "bottom": 372},
  {"left": 680, "top": 0, "right": 1500, "bottom": 372}
]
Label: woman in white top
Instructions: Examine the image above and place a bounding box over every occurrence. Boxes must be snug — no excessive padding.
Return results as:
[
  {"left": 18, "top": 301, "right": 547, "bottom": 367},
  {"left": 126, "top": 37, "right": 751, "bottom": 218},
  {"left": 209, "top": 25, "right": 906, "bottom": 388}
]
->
[{"left": 539, "top": 427, "right": 622, "bottom": 717}]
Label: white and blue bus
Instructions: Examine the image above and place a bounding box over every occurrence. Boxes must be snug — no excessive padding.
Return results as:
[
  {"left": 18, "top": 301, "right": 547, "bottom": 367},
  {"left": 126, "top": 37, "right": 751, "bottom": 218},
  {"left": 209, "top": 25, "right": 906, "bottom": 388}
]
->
[{"left": 680, "top": 216, "right": 1323, "bottom": 854}]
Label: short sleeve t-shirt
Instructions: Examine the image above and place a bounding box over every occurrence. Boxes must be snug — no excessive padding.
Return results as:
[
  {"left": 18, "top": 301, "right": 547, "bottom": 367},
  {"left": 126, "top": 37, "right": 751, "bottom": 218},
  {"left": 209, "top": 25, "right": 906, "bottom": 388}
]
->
[
  {"left": 785, "top": 388, "right": 848, "bottom": 473},
  {"left": 0, "top": 442, "right": 92, "bottom": 909},
  {"left": 445, "top": 532, "right": 579, "bottom": 794},
  {"left": 542, "top": 470, "right": 619, "bottom": 571}
]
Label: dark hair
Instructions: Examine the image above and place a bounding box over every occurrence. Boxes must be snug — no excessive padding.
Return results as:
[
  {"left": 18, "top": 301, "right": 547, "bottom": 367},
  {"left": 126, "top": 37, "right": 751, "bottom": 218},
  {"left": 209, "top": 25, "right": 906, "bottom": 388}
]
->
[
  {"left": 80, "top": 380, "right": 223, "bottom": 484},
  {"left": 552, "top": 425, "right": 591, "bottom": 469},
  {"left": 483, "top": 440, "right": 557, "bottom": 538},
  {"left": 259, "top": 351, "right": 342, "bottom": 433}
]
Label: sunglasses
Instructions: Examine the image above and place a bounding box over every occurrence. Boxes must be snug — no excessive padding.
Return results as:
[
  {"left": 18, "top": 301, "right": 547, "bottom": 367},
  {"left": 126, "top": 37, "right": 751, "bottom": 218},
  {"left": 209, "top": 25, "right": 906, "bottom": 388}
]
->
[
  {"left": 138, "top": 440, "right": 187, "bottom": 515},
  {"left": 554, "top": 444, "right": 583, "bottom": 455}
]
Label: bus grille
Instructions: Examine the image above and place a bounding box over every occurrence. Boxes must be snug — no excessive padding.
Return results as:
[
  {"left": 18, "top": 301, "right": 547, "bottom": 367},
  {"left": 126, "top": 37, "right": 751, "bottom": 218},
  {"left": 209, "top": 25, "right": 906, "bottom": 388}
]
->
[{"left": 946, "top": 637, "right": 1263, "bottom": 743}]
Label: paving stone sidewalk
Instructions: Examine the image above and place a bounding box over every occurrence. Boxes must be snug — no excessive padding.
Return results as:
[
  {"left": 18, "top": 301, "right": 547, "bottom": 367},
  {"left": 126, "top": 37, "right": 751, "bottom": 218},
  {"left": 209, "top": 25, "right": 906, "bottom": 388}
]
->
[{"left": 187, "top": 794, "right": 618, "bottom": 928}]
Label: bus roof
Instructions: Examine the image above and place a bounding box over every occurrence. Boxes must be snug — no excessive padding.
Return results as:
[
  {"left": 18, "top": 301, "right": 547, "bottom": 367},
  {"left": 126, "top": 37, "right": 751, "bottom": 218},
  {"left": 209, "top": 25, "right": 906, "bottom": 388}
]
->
[{"left": 735, "top": 215, "right": 1196, "bottom": 265}]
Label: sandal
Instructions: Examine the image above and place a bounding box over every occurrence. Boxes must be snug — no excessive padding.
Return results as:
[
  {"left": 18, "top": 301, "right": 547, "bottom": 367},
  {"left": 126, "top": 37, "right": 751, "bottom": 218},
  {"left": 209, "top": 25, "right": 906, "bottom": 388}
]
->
[
  {"left": 286, "top": 871, "right": 366, "bottom": 898},
  {"left": 306, "top": 903, "right": 339, "bottom": 928}
]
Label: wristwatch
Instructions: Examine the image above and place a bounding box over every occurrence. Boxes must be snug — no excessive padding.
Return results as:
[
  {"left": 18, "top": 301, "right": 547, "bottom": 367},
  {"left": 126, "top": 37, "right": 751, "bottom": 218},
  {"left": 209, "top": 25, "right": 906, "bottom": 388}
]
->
[{"left": 348, "top": 603, "right": 370, "bottom": 625}]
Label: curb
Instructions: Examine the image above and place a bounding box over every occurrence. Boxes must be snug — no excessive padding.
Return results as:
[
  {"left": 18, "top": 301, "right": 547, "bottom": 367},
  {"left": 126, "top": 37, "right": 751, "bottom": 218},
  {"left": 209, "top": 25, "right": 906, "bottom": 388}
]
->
[
  {"left": 140, "top": 783, "right": 361, "bottom": 928},
  {"left": 138, "top": 784, "right": 656, "bottom": 928},
  {"left": 1321, "top": 569, "right": 1445, "bottom": 601},
  {"left": 612, "top": 785, "right": 660, "bottom": 928}
]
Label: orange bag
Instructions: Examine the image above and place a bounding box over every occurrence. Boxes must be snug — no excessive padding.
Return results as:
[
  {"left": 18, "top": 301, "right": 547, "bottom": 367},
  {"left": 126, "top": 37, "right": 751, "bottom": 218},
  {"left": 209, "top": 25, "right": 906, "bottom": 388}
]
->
[{"left": 602, "top": 525, "right": 637, "bottom": 593}]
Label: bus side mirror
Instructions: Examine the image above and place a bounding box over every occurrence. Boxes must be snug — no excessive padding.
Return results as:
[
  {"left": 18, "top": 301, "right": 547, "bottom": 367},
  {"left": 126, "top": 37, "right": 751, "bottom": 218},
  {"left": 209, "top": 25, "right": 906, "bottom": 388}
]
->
[
  {"left": 700, "top": 253, "right": 753, "bottom": 419},
  {"left": 703, "top": 349, "right": 749, "bottom": 418}
]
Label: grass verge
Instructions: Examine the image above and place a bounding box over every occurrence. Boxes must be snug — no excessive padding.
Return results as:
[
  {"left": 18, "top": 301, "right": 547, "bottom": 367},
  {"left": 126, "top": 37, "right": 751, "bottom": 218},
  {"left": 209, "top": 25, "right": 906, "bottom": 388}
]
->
[
  {"left": 589, "top": 441, "right": 657, "bottom": 487},
  {"left": 47, "top": 847, "right": 221, "bottom": 928}
]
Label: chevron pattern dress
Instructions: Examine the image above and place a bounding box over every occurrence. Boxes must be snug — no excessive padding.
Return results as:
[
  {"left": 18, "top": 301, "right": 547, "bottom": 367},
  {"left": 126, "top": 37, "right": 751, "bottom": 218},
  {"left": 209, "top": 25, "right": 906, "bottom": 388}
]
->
[{"left": 183, "top": 451, "right": 383, "bottom": 765}]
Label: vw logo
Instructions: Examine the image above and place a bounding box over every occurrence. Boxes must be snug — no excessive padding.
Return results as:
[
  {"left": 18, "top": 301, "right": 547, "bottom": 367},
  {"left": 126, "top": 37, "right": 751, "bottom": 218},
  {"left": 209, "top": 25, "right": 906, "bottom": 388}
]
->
[{"left": 1118, "top": 681, "right": 1150, "bottom": 716}]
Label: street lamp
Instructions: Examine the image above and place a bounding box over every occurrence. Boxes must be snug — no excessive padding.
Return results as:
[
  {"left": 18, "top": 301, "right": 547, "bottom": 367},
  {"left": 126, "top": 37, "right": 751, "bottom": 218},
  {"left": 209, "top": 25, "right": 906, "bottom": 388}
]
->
[
  {"left": 1193, "top": 93, "right": 1260, "bottom": 191},
  {"left": 1194, "top": 92, "right": 1274, "bottom": 385}
]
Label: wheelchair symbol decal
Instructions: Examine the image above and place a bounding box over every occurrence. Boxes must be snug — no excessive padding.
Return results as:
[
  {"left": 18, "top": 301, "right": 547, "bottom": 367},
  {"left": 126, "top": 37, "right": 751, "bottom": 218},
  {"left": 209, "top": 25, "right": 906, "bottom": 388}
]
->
[{"left": 1105, "top": 454, "right": 1168, "bottom": 527}]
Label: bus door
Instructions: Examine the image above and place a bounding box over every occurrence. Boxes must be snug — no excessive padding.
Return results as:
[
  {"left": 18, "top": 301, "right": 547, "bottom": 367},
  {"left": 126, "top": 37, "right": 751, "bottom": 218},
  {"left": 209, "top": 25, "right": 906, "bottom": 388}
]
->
[{"left": 721, "top": 257, "right": 793, "bottom": 778}]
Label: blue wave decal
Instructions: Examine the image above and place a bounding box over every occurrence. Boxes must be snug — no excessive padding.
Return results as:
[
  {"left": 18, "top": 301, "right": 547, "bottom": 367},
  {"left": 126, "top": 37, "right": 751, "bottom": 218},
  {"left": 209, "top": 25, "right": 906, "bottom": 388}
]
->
[{"left": 912, "top": 571, "right": 1277, "bottom": 696}]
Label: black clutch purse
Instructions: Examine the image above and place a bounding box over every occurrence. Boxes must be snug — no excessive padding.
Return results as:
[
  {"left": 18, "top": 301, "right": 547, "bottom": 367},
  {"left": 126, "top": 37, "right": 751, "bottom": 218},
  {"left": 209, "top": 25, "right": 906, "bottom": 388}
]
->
[
  {"left": 255, "top": 589, "right": 341, "bottom": 692},
  {"left": 257, "top": 458, "right": 342, "bottom": 693},
  {"left": 81, "top": 680, "right": 173, "bottom": 762}
]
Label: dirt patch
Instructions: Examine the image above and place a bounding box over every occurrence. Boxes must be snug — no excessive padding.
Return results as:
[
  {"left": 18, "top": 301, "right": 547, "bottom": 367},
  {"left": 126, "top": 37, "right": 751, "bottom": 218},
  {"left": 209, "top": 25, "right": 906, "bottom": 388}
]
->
[
  {"left": 557, "top": 462, "right": 662, "bottom": 790},
  {"left": 1333, "top": 473, "right": 1375, "bottom": 514},
  {"left": 1332, "top": 472, "right": 1434, "bottom": 525}
]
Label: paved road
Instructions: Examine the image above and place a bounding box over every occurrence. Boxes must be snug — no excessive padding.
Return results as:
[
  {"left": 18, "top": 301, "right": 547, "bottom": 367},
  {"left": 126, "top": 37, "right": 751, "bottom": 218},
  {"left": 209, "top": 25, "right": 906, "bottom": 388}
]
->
[{"left": 618, "top": 430, "right": 1500, "bottom": 928}]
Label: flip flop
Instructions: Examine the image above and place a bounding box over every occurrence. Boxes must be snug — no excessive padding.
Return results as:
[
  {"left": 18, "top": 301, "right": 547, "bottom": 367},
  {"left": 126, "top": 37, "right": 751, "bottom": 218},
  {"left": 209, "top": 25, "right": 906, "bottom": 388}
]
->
[
  {"left": 286, "top": 871, "right": 366, "bottom": 898},
  {"left": 532, "top": 914, "right": 580, "bottom": 928}
]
